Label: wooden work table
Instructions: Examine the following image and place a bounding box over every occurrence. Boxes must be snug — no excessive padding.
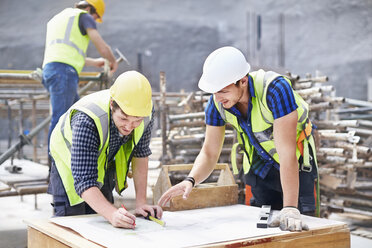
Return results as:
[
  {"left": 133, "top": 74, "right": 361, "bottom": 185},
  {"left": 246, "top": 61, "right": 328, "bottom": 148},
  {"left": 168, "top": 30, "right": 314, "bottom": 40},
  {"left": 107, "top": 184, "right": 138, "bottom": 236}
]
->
[{"left": 25, "top": 205, "right": 350, "bottom": 248}]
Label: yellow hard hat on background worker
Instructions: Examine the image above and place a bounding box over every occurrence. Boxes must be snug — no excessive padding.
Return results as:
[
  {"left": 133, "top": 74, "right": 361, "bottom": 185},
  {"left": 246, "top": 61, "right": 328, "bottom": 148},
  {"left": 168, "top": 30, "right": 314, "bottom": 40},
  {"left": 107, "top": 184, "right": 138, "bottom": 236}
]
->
[
  {"left": 110, "top": 71, "right": 153, "bottom": 117},
  {"left": 82, "top": 0, "right": 106, "bottom": 23}
]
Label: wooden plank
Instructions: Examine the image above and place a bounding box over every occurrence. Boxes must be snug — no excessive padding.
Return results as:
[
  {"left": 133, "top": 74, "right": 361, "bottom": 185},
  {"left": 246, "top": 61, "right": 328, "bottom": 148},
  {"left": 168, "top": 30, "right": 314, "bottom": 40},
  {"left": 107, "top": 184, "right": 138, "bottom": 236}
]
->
[
  {"left": 199, "top": 224, "right": 350, "bottom": 247},
  {"left": 217, "top": 164, "right": 236, "bottom": 186},
  {"left": 152, "top": 168, "right": 171, "bottom": 205},
  {"left": 0, "top": 185, "right": 11, "bottom": 192},
  {"left": 28, "top": 227, "right": 71, "bottom": 248},
  {"left": 25, "top": 219, "right": 103, "bottom": 248},
  {"left": 153, "top": 163, "right": 239, "bottom": 211},
  {"left": 168, "top": 185, "right": 238, "bottom": 211},
  {"left": 15, "top": 184, "right": 48, "bottom": 194},
  {"left": 0, "top": 70, "right": 100, "bottom": 85}
]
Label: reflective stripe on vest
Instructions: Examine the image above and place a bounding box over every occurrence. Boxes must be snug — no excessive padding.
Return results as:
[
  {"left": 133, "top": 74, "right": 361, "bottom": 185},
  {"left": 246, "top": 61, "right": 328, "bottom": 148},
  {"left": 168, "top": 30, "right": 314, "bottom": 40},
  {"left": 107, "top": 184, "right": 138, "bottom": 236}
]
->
[
  {"left": 50, "top": 90, "right": 151, "bottom": 205},
  {"left": 42, "top": 8, "right": 90, "bottom": 74},
  {"left": 214, "top": 70, "right": 313, "bottom": 174},
  {"left": 48, "top": 15, "right": 87, "bottom": 58}
]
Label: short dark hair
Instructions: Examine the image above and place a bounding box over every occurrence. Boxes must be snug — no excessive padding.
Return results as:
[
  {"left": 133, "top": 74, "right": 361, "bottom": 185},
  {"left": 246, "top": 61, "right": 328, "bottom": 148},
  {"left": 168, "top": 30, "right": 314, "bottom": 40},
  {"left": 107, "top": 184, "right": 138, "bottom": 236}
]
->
[
  {"left": 75, "top": 1, "right": 97, "bottom": 16},
  {"left": 75, "top": 1, "right": 89, "bottom": 9},
  {"left": 111, "top": 100, "right": 120, "bottom": 111},
  {"left": 235, "top": 73, "right": 249, "bottom": 85}
]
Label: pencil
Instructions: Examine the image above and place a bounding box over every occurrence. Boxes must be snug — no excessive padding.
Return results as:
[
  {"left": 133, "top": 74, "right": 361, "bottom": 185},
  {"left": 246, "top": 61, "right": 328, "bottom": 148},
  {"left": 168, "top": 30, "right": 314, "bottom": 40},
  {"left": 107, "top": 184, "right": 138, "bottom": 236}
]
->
[{"left": 121, "top": 204, "right": 136, "bottom": 226}]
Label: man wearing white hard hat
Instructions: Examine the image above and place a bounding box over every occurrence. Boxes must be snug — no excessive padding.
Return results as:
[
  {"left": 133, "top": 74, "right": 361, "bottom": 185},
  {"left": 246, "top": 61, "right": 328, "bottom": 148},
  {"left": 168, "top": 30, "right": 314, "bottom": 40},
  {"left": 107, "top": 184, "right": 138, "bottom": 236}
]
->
[{"left": 158, "top": 46, "right": 319, "bottom": 232}]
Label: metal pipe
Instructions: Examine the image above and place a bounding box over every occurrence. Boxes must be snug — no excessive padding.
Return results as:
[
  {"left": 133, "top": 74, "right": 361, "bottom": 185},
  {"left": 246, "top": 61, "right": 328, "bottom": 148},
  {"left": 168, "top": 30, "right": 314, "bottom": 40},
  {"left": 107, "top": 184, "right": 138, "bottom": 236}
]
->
[
  {"left": 7, "top": 100, "right": 12, "bottom": 149},
  {"left": 0, "top": 80, "right": 98, "bottom": 165},
  {"left": 160, "top": 71, "right": 168, "bottom": 164},
  {"left": 345, "top": 98, "right": 372, "bottom": 108},
  {"left": 18, "top": 101, "right": 24, "bottom": 159}
]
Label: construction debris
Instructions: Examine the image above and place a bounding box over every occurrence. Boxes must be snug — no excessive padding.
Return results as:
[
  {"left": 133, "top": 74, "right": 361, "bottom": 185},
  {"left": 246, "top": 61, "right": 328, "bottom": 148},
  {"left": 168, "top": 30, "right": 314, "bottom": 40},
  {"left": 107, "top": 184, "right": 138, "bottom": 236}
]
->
[
  {"left": 289, "top": 72, "right": 372, "bottom": 223},
  {"left": 1, "top": 70, "right": 371, "bottom": 231}
]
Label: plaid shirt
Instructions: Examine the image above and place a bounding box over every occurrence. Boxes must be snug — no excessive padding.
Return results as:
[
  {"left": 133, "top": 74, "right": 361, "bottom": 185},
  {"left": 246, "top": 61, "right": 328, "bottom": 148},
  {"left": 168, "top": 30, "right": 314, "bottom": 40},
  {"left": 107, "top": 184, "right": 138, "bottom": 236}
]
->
[
  {"left": 205, "top": 75, "right": 298, "bottom": 179},
  {"left": 70, "top": 108, "right": 154, "bottom": 196}
]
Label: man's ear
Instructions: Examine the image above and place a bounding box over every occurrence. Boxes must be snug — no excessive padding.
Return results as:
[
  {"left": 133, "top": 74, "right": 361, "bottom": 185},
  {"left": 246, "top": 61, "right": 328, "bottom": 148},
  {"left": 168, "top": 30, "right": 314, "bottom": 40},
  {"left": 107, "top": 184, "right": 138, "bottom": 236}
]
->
[
  {"left": 240, "top": 76, "right": 249, "bottom": 87},
  {"left": 109, "top": 99, "right": 113, "bottom": 111}
]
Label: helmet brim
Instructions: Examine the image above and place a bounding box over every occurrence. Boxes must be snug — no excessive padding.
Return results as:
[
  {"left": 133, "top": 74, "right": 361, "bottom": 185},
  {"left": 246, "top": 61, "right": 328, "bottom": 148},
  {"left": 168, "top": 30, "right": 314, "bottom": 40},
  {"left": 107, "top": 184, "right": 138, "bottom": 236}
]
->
[{"left": 198, "top": 62, "right": 250, "bottom": 93}]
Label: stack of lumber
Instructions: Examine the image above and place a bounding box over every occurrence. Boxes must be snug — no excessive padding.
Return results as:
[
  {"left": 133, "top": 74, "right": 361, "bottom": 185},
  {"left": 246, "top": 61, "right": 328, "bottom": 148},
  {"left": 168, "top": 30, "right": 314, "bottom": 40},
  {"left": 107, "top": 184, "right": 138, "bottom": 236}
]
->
[{"left": 289, "top": 72, "right": 372, "bottom": 219}]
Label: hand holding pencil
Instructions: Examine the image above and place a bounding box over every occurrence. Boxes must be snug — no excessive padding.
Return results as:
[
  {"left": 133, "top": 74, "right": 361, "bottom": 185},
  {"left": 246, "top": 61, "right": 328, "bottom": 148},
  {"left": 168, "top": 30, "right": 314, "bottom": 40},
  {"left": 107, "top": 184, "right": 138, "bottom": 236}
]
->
[{"left": 109, "top": 204, "right": 137, "bottom": 229}]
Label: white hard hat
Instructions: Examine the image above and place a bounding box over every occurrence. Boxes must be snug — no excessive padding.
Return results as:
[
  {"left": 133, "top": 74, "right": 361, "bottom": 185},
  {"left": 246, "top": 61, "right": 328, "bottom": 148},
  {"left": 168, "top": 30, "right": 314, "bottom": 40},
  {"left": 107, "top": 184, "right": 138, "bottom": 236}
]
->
[{"left": 198, "top": 46, "right": 251, "bottom": 93}]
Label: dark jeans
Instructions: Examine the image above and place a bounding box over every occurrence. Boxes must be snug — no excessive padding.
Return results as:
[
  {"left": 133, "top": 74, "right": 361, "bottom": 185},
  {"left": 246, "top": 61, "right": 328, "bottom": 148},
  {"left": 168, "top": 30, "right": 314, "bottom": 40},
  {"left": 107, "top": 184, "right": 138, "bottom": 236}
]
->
[
  {"left": 42, "top": 62, "right": 79, "bottom": 153},
  {"left": 242, "top": 156, "right": 318, "bottom": 214},
  {"left": 47, "top": 160, "right": 116, "bottom": 216}
]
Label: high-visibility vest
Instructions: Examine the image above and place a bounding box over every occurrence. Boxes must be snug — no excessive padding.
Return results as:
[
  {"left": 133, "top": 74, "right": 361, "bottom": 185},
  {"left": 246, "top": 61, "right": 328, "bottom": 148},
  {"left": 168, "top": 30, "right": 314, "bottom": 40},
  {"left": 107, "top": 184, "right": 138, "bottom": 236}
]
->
[
  {"left": 50, "top": 90, "right": 151, "bottom": 206},
  {"left": 214, "top": 69, "right": 320, "bottom": 216},
  {"left": 213, "top": 69, "right": 317, "bottom": 175},
  {"left": 42, "top": 8, "right": 90, "bottom": 74}
]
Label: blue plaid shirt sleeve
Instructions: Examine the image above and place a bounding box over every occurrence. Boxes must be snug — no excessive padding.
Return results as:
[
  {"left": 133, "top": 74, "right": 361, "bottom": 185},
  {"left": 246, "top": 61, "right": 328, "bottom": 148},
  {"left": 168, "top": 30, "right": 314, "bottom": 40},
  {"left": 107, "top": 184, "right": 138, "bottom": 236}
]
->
[
  {"left": 132, "top": 107, "right": 155, "bottom": 158},
  {"left": 266, "top": 77, "right": 298, "bottom": 119},
  {"left": 205, "top": 95, "right": 225, "bottom": 126},
  {"left": 70, "top": 112, "right": 101, "bottom": 196}
]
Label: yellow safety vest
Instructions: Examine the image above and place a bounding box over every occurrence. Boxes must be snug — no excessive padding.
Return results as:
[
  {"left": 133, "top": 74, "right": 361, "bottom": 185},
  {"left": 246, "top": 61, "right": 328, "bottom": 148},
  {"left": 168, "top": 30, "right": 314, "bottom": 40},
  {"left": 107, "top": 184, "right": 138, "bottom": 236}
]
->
[
  {"left": 50, "top": 90, "right": 151, "bottom": 206},
  {"left": 214, "top": 69, "right": 317, "bottom": 175},
  {"left": 214, "top": 69, "right": 320, "bottom": 216},
  {"left": 42, "top": 8, "right": 90, "bottom": 74}
]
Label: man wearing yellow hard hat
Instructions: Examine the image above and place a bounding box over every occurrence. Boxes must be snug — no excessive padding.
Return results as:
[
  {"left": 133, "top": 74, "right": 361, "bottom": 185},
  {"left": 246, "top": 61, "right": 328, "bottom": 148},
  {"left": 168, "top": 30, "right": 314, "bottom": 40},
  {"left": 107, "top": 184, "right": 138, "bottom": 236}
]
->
[
  {"left": 41, "top": 0, "right": 118, "bottom": 158},
  {"left": 47, "top": 71, "right": 163, "bottom": 228}
]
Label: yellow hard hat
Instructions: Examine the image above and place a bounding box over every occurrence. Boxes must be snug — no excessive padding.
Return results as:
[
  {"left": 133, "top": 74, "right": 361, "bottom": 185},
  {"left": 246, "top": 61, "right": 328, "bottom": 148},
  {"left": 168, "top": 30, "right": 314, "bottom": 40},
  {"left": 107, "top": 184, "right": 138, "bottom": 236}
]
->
[
  {"left": 110, "top": 71, "right": 153, "bottom": 117},
  {"left": 86, "top": 0, "right": 105, "bottom": 23}
]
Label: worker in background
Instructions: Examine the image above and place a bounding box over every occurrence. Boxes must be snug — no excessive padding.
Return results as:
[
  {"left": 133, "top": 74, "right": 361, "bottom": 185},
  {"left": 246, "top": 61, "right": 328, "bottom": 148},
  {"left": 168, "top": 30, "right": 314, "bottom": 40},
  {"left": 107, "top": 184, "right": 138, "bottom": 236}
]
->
[
  {"left": 41, "top": 0, "right": 118, "bottom": 153},
  {"left": 158, "top": 46, "right": 319, "bottom": 232},
  {"left": 48, "top": 71, "right": 162, "bottom": 228}
]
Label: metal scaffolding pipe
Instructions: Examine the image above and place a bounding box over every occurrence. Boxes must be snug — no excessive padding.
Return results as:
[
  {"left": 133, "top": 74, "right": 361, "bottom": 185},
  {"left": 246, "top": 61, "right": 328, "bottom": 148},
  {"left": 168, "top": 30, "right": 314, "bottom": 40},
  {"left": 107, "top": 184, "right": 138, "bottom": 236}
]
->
[{"left": 0, "top": 80, "right": 98, "bottom": 165}]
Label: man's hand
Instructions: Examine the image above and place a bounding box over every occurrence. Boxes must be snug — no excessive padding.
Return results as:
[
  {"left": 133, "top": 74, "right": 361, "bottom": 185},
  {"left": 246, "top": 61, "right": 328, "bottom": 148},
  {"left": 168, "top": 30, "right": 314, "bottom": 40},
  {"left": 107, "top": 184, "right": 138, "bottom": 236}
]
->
[
  {"left": 86, "top": 28, "right": 117, "bottom": 74},
  {"left": 110, "top": 59, "right": 118, "bottom": 74},
  {"left": 268, "top": 207, "right": 309, "bottom": 231},
  {"left": 109, "top": 207, "right": 136, "bottom": 229},
  {"left": 135, "top": 204, "right": 163, "bottom": 219},
  {"left": 85, "top": 57, "right": 105, "bottom": 68},
  {"left": 158, "top": 180, "right": 193, "bottom": 207}
]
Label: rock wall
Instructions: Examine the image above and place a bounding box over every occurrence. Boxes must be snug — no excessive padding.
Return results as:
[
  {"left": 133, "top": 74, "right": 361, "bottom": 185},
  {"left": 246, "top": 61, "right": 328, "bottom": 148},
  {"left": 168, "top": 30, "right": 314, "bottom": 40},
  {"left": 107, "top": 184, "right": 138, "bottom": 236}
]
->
[{"left": 0, "top": 0, "right": 371, "bottom": 98}]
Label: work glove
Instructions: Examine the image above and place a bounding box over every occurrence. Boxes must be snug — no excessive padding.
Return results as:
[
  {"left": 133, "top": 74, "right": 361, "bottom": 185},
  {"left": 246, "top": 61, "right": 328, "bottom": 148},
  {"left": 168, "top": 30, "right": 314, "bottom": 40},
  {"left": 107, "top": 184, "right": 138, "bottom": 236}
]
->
[{"left": 268, "top": 207, "right": 309, "bottom": 232}]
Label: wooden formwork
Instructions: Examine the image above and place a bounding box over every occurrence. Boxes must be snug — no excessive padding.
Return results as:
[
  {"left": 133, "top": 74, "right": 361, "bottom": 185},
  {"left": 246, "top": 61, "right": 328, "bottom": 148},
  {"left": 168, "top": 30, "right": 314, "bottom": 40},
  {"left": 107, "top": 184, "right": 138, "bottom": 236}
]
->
[{"left": 152, "top": 163, "right": 238, "bottom": 211}]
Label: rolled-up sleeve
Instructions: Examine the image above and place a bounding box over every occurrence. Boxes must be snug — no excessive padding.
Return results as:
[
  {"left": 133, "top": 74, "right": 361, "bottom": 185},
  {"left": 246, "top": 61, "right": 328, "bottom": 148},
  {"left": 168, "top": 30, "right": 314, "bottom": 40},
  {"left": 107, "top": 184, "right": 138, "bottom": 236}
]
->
[
  {"left": 70, "top": 112, "right": 101, "bottom": 196},
  {"left": 205, "top": 95, "right": 225, "bottom": 126},
  {"left": 266, "top": 77, "right": 298, "bottom": 119}
]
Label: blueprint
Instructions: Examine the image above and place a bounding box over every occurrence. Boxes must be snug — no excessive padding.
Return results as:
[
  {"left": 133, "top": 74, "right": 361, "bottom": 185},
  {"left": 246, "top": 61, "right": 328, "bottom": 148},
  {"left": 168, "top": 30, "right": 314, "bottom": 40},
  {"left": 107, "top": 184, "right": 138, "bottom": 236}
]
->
[{"left": 51, "top": 204, "right": 345, "bottom": 248}]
